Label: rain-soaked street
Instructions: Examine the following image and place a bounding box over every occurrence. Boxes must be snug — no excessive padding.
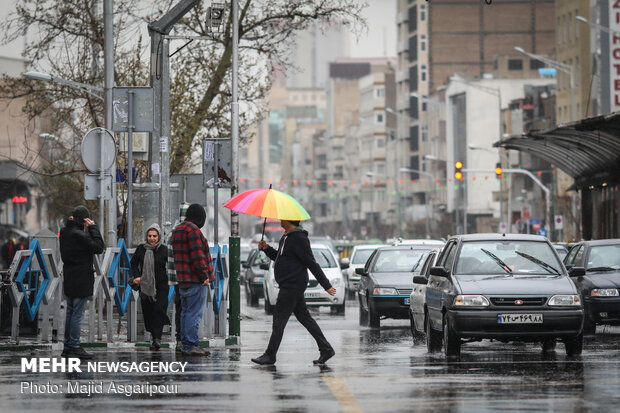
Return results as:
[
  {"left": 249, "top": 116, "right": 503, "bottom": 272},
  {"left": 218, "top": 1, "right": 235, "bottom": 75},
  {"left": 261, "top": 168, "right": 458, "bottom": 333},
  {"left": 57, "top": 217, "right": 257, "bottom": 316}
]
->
[{"left": 2, "top": 294, "right": 620, "bottom": 412}]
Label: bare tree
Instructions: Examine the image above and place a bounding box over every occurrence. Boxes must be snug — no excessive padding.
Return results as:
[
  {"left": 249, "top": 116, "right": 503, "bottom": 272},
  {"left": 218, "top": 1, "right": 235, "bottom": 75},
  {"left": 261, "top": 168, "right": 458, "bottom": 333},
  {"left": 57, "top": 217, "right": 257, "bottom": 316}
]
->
[{"left": 0, "top": 0, "right": 366, "bottom": 221}]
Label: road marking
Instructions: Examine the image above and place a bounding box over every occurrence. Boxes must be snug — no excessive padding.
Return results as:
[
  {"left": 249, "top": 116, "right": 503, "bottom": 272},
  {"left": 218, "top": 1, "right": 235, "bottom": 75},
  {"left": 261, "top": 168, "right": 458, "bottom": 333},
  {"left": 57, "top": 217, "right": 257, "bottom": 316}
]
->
[{"left": 323, "top": 376, "right": 363, "bottom": 413}]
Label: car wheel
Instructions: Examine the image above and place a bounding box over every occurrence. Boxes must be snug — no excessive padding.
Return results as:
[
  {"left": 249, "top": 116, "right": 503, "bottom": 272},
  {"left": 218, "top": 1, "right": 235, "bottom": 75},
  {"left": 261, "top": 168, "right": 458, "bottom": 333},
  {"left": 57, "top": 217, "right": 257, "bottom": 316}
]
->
[
  {"left": 409, "top": 310, "right": 424, "bottom": 344},
  {"left": 264, "top": 289, "right": 274, "bottom": 315},
  {"left": 368, "top": 298, "right": 380, "bottom": 329},
  {"left": 564, "top": 333, "right": 583, "bottom": 356},
  {"left": 541, "top": 339, "right": 557, "bottom": 352},
  {"left": 359, "top": 294, "right": 369, "bottom": 326},
  {"left": 583, "top": 316, "right": 596, "bottom": 336},
  {"left": 426, "top": 314, "right": 442, "bottom": 353},
  {"left": 331, "top": 304, "right": 346, "bottom": 316},
  {"left": 442, "top": 314, "right": 461, "bottom": 357}
]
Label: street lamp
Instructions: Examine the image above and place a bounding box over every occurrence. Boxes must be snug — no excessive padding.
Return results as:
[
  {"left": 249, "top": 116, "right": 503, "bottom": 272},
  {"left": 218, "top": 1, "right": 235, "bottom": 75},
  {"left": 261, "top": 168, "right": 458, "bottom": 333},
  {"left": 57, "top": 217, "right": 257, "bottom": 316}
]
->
[
  {"left": 24, "top": 71, "right": 104, "bottom": 101},
  {"left": 513, "top": 46, "right": 574, "bottom": 122}
]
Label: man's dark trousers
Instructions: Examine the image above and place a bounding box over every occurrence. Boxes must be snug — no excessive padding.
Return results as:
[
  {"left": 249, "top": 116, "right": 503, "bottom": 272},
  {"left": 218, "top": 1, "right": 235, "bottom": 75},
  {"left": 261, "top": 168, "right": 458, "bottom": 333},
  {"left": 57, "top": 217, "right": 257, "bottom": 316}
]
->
[{"left": 265, "top": 288, "right": 333, "bottom": 358}]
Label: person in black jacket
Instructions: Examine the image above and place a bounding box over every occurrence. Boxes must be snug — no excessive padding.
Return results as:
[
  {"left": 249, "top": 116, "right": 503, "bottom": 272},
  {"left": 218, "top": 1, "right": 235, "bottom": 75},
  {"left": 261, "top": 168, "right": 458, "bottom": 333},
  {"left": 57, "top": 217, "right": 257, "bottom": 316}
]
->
[
  {"left": 130, "top": 223, "right": 170, "bottom": 351},
  {"left": 251, "top": 219, "right": 336, "bottom": 366},
  {"left": 59, "top": 205, "right": 104, "bottom": 359}
]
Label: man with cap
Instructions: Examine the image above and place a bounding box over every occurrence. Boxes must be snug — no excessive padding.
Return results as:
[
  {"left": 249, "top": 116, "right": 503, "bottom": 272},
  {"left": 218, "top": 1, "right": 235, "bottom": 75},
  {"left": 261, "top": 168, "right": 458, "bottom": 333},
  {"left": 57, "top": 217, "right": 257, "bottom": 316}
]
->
[
  {"left": 59, "top": 205, "right": 104, "bottom": 359},
  {"left": 171, "top": 203, "right": 214, "bottom": 356}
]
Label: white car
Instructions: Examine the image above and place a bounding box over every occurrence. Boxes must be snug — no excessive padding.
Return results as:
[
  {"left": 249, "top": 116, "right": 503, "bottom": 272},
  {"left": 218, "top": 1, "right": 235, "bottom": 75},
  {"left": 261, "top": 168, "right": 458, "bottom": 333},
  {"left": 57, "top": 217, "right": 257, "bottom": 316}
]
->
[
  {"left": 341, "top": 244, "right": 384, "bottom": 299},
  {"left": 263, "top": 242, "right": 346, "bottom": 315},
  {"left": 409, "top": 248, "right": 441, "bottom": 343}
]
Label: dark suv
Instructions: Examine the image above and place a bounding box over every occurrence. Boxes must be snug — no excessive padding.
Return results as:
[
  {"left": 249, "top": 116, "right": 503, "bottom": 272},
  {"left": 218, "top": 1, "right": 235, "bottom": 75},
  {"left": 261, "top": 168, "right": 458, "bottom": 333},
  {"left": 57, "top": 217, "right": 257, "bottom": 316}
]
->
[
  {"left": 241, "top": 249, "right": 269, "bottom": 306},
  {"left": 564, "top": 239, "right": 620, "bottom": 334},
  {"left": 425, "top": 234, "right": 584, "bottom": 357}
]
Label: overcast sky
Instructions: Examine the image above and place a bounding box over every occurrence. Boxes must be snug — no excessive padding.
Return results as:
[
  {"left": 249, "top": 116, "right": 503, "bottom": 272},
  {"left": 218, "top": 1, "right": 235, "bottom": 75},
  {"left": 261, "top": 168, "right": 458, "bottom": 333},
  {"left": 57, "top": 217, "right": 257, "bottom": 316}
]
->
[{"left": 349, "top": 0, "right": 396, "bottom": 58}]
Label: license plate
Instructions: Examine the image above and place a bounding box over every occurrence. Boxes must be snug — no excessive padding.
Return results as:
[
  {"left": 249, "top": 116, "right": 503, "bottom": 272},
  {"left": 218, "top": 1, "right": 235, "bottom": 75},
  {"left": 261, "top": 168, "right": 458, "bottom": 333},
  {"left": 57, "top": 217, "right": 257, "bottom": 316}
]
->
[
  {"left": 497, "top": 313, "right": 543, "bottom": 324},
  {"left": 404, "top": 298, "right": 410, "bottom": 305},
  {"left": 305, "top": 292, "right": 321, "bottom": 299}
]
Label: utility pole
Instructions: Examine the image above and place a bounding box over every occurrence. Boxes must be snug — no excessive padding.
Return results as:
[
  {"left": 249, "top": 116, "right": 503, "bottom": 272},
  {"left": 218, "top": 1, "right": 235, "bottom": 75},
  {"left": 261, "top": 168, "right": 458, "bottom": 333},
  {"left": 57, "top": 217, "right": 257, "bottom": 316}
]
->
[{"left": 104, "top": 0, "right": 116, "bottom": 246}]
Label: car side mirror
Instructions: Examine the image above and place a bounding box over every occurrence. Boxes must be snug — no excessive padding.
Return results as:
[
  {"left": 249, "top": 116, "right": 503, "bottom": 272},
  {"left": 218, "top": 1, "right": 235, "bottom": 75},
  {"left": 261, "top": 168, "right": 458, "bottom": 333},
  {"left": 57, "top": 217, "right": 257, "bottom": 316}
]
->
[
  {"left": 569, "top": 266, "right": 586, "bottom": 277},
  {"left": 340, "top": 262, "right": 349, "bottom": 270},
  {"left": 429, "top": 266, "right": 449, "bottom": 278},
  {"left": 259, "top": 263, "right": 270, "bottom": 271},
  {"left": 242, "top": 262, "right": 250, "bottom": 268},
  {"left": 355, "top": 267, "right": 367, "bottom": 276},
  {"left": 413, "top": 275, "right": 428, "bottom": 285}
]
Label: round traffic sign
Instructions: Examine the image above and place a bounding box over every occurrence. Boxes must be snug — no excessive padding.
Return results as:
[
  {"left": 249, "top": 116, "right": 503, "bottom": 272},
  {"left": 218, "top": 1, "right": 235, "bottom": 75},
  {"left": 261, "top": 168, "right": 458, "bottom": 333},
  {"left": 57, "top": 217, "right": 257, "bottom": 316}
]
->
[{"left": 81, "top": 128, "right": 116, "bottom": 172}]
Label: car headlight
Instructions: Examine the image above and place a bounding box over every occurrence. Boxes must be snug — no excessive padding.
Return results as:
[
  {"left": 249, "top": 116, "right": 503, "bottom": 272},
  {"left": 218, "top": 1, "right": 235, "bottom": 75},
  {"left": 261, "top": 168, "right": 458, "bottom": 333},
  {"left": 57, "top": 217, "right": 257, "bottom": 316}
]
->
[
  {"left": 454, "top": 295, "right": 490, "bottom": 307},
  {"left": 330, "top": 278, "right": 342, "bottom": 287},
  {"left": 548, "top": 295, "right": 582, "bottom": 306},
  {"left": 591, "top": 289, "right": 619, "bottom": 297},
  {"left": 373, "top": 287, "right": 398, "bottom": 296}
]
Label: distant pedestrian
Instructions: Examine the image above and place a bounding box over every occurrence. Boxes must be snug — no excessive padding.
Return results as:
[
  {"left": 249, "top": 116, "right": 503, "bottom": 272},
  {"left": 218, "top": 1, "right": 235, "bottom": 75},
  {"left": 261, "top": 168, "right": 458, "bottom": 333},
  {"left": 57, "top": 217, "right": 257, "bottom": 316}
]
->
[
  {"left": 167, "top": 203, "right": 190, "bottom": 352},
  {"left": 251, "top": 219, "right": 336, "bottom": 366},
  {"left": 1, "top": 238, "right": 17, "bottom": 269},
  {"left": 130, "top": 223, "right": 170, "bottom": 351},
  {"left": 59, "top": 205, "right": 104, "bottom": 359},
  {"left": 171, "top": 203, "right": 214, "bottom": 356}
]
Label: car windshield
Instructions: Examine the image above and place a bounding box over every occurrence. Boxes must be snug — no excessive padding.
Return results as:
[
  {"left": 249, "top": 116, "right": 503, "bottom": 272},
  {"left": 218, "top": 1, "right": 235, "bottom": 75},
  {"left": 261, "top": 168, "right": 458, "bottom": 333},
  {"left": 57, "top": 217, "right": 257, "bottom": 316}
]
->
[
  {"left": 456, "top": 241, "right": 561, "bottom": 275},
  {"left": 373, "top": 249, "right": 429, "bottom": 273},
  {"left": 312, "top": 248, "right": 337, "bottom": 268},
  {"left": 587, "top": 245, "right": 620, "bottom": 270},
  {"left": 240, "top": 247, "right": 252, "bottom": 262},
  {"left": 352, "top": 248, "right": 376, "bottom": 265},
  {"left": 252, "top": 251, "right": 270, "bottom": 267}
]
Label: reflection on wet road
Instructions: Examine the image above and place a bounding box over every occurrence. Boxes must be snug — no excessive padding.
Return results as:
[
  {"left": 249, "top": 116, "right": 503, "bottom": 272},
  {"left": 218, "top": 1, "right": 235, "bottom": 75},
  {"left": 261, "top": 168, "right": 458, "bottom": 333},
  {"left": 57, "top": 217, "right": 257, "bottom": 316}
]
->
[{"left": 1, "top": 295, "right": 620, "bottom": 412}]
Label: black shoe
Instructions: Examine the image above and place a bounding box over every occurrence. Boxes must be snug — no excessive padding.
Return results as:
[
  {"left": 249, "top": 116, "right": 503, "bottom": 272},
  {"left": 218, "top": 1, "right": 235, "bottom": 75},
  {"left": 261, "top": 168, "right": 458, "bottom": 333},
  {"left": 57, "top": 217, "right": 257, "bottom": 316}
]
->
[
  {"left": 313, "top": 349, "right": 335, "bottom": 365},
  {"left": 251, "top": 354, "right": 276, "bottom": 365},
  {"left": 61, "top": 347, "right": 74, "bottom": 357},
  {"left": 71, "top": 347, "right": 94, "bottom": 360},
  {"left": 150, "top": 338, "right": 161, "bottom": 351}
]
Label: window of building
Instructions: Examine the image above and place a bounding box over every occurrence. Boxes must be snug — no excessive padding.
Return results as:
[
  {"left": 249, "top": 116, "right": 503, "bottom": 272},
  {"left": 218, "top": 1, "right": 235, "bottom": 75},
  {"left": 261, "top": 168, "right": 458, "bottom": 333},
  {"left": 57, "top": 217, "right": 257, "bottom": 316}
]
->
[
  {"left": 576, "top": 56, "right": 580, "bottom": 86},
  {"left": 377, "top": 137, "right": 385, "bottom": 148},
  {"left": 408, "top": 35, "right": 418, "bottom": 62},
  {"left": 409, "top": 95, "right": 419, "bottom": 120},
  {"left": 568, "top": 12, "right": 572, "bottom": 42},
  {"left": 421, "top": 65, "right": 427, "bottom": 82},
  {"left": 409, "top": 156, "right": 420, "bottom": 180},
  {"left": 420, "top": 34, "right": 426, "bottom": 52},
  {"left": 376, "top": 86, "right": 385, "bottom": 98},
  {"left": 377, "top": 164, "right": 385, "bottom": 175},
  {"left": 420, "top": 4, "right": 426, "bottom": 22},
  {"left": 422, "top": 101, "right": 427, "bottom": 112},
  {"left": 320, "top": 204, "right": 327, "bottom": 217},
  {"left": 408, "top": 5, "right": 417, "bottom": 32},
  {"left": 556, "top": 17, "right": 561, "bottom": 43},
  {"left": 577, "top": 103, "right": 580, "bottom": 118},
  {"left": 409, "top": 65, "right": 418, "bottom": 91},
  {"left": 376, "top": 113, "right": 384, "bottom": 124},
  {"left": 318, "top": 154, "right": 327, "bottom": 169},
  {"left": 421, "top": 125, "right": 428, "bottom": 142},
  {"left": 409, "top": 126, "right": 419, "bottom": 152},
  {"left": 529, "top": 60, "right": 544, "bottom": 70},
  {"left": 575, "top": 9, "right": 579, "bottom": 39},
  {"left": 508, "top": 59, "right": 523, "bottom": 70}
]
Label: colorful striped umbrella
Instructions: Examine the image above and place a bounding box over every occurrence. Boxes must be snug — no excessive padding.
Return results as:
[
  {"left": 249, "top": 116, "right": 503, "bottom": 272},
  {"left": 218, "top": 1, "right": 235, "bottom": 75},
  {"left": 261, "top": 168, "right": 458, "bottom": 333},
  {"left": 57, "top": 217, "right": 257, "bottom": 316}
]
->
[{"left": 224, "top": 185, "right": 310, "bottom": 221}]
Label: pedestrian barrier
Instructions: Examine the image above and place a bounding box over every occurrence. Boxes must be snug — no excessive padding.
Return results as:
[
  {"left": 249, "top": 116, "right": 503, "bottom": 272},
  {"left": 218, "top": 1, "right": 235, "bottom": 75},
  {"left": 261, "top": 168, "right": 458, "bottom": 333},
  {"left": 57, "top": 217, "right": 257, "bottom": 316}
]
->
[{"left": 0, "top": 236, "right": 229, "bottom": 346}]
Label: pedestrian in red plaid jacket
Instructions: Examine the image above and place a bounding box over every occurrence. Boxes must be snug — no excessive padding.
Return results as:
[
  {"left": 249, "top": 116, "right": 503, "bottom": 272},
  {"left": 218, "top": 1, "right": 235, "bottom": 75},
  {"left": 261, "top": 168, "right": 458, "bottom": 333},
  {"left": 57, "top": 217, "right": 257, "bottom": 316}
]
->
[{"left": 171, "top": 203, "right": 214, "bottom": 356}]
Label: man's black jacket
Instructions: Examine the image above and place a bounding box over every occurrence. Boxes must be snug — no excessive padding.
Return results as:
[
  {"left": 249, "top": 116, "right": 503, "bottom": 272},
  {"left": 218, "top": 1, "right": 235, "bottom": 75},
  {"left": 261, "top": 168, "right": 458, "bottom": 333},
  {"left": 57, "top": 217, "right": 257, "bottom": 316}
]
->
[
  {"left": 59, "top": 220, "right": 105, "bottom": 298},
  {"left": 263, "top": 227, "right": 332, "bottom": 291}
]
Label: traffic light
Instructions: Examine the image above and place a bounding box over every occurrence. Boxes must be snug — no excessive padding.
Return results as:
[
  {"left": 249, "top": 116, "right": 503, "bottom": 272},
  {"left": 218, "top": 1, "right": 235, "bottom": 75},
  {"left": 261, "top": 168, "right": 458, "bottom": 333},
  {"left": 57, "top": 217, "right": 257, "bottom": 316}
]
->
[
  {"left": 454, "top": 161, "right": 463, "bottom": 181},
  {"left": 495, "top": 162, "right": 502, "bottom": 179}
]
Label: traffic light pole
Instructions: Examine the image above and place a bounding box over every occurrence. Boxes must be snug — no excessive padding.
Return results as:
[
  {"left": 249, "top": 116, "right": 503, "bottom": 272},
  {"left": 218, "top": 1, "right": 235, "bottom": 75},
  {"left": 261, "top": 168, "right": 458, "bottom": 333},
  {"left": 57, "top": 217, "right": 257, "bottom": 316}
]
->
[{"left": 463, "top": 168, "right": 552, "bottom": 240}]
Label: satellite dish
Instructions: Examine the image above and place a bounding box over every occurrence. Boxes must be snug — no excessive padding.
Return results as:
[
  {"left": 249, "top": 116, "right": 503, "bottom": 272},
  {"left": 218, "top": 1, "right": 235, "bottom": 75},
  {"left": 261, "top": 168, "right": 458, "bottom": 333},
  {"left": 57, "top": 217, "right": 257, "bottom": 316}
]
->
[{"left": 81, "top": 127, "right": 116, "bottom": 172}]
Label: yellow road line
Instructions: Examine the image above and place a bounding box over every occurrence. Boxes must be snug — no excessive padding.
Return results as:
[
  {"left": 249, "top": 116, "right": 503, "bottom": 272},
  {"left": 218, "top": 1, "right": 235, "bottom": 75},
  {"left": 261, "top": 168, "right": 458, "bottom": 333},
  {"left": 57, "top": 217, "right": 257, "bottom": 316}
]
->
[{"left": 323, "top": 376, "right": 364, "bottom": 413}]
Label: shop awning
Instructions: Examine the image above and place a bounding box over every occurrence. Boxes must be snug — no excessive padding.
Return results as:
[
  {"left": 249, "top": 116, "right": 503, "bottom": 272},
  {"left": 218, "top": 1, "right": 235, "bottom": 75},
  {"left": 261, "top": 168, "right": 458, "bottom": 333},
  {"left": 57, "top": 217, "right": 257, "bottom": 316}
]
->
[{"left": 494, "top": 112, "right": 620, "bottom": 189}]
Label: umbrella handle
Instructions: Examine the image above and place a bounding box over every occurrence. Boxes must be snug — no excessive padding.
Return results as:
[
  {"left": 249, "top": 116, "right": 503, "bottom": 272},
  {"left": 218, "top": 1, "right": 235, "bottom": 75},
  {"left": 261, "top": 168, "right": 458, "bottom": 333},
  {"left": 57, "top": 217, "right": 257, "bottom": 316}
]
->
[{"left": 261, "top": 217, "right": 267, "bottom": 241}]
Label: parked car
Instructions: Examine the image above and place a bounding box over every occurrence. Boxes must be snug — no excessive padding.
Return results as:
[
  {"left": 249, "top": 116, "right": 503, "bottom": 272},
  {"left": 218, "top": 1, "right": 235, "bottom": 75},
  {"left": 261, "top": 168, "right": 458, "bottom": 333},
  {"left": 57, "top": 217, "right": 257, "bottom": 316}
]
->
[
  {"left": 241, "top": 249, "right": 269, "bottom": 306},
  {"left": 564, "top": 239, "right": 620, "bottom": 334},
  {"left": 409, "top": 248, "right": 441, "bottom": 343},
  {"left": 341, "top": 244, "right": 384, "bottom": 299},
  {"left": 263, "top": 243, "right": 346, "bottom": 315},
  {"left": 425, "top": 234, "right": 584, "bottom": 357},
  {"left": 356, "top": 245, "right": 434, "bottom": 328},
  {"left": 240, "top": 243, "right": 252, "bottom": 266}
]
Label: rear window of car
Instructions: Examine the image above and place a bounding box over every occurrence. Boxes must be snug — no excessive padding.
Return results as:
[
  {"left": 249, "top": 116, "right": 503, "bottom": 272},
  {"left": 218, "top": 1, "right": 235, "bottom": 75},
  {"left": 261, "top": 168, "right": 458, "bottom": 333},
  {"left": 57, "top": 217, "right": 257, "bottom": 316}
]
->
[
  {"left": 456, "top": 241, "right": 561, "bottom": 275},
  {"left": 352, "top": 248, "right": 376, "bottom": 265},
  {"left": 372, "top": 249, "right": 429, "bottom": 273},
  {"left": 312, "top": 248, "right": 337, "bottom": 268}
]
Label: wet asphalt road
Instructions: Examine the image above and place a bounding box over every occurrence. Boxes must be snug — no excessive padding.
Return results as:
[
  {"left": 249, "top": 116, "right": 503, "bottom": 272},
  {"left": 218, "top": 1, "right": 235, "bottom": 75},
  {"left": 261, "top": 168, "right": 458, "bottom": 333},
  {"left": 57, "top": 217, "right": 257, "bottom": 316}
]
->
[{"left": 2, "top": 294, "right": 620, "bottom": 412}]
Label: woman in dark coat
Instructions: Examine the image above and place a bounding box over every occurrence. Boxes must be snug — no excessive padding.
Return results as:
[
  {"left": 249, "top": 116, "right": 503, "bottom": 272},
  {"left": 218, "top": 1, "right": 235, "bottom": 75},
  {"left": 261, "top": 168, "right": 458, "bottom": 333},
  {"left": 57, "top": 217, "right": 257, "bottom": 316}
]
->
[{"left": 130, "top": 223, "right": 170, "bottom": 350}]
